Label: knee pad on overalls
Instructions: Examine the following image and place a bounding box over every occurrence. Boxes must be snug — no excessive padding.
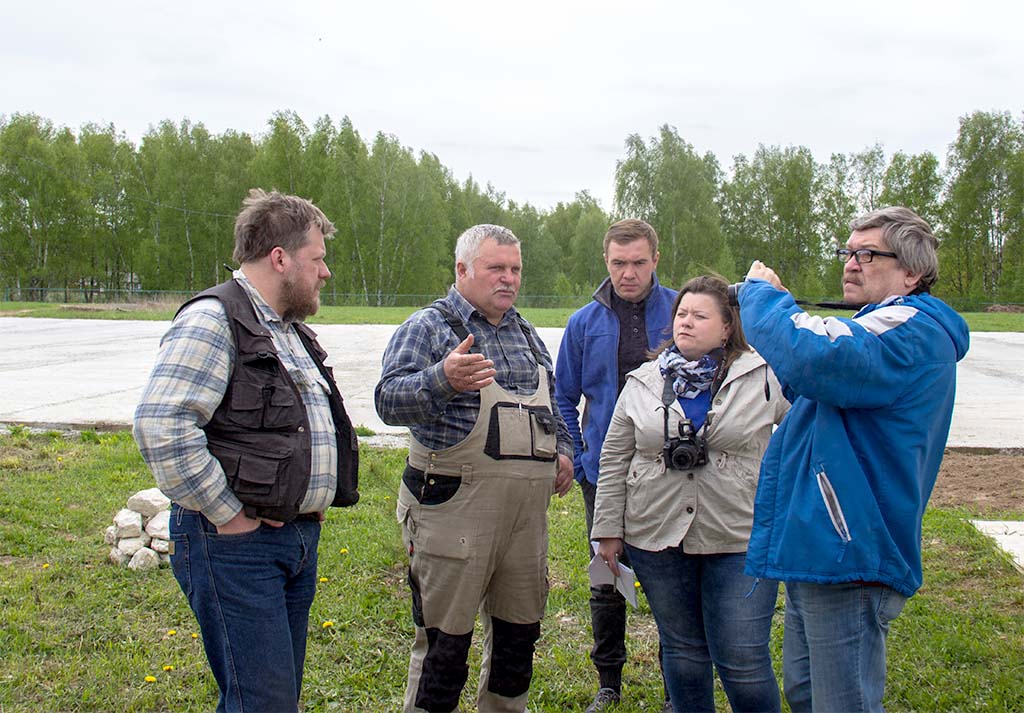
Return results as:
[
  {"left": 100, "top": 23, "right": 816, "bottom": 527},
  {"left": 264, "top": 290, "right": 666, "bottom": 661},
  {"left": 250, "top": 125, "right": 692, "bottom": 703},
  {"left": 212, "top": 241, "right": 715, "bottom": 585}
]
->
[
  {"left": 417, "top": 627, "right": 473, "bottom": 712},
  {"left": 485, "top": 617, "right": 542, "bottom": 698}
]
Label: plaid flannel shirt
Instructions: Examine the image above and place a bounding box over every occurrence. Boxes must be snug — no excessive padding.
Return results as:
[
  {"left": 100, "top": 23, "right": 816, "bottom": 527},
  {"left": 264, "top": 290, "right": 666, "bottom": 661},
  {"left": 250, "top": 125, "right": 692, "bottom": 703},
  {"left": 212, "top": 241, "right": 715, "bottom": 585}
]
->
[
  {"left": 375, "top": 285, "right": 572, "bottom": 456},
  {"left": 133, "top": 270, "right": 337, "bottom": 525}
]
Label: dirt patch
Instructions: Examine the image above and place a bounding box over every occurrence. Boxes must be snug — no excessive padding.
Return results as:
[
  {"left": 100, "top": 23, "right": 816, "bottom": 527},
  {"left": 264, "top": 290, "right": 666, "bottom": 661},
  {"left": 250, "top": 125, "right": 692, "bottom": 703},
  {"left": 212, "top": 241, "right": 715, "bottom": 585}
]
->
[
  {"left": 931, "top": 449, "right": 1024, "bottom": 514},
  {"left": 983, "top": 304, "right": 1024, "bottom": 313}
]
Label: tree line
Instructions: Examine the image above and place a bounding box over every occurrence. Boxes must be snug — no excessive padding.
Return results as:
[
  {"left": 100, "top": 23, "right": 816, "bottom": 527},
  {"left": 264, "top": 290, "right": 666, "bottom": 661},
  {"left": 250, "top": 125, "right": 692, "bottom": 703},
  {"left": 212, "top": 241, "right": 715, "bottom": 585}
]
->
[{"left": 1, "top": 109, "right": 1021, "bottom": 308}]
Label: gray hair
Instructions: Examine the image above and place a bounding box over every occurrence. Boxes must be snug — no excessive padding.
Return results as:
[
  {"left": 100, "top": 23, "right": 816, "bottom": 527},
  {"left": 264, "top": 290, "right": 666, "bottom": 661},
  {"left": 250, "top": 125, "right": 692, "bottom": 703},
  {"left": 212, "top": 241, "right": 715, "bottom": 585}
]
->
[
  {"left": 849, "top": 206, "right": 939, "bottom": 292},
  {"left": 454, "top": 224, "right": 520, "bottom": 277}
]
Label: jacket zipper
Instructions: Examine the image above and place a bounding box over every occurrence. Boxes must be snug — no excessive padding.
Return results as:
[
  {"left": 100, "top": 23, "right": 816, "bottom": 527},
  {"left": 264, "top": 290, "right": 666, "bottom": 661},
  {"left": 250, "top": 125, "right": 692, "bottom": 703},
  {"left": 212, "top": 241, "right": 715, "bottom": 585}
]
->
[{"left": 815, "top": 467, "right": 852, "bottom": 561}]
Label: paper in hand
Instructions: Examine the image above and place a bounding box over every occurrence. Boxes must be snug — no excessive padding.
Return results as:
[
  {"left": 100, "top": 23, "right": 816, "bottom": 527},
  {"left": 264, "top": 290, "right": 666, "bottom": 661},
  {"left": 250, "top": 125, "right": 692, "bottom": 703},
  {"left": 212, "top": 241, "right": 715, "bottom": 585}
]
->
[{"left": 587, "top": 548, "right": 638, "bottom": 608}]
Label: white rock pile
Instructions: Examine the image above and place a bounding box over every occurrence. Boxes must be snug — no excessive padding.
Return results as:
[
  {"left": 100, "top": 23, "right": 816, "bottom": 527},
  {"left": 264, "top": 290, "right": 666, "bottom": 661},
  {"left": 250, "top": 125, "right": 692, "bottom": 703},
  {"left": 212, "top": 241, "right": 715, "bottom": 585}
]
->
[{"left": 105, "top": 488, "right": 172, "bottom": 571}]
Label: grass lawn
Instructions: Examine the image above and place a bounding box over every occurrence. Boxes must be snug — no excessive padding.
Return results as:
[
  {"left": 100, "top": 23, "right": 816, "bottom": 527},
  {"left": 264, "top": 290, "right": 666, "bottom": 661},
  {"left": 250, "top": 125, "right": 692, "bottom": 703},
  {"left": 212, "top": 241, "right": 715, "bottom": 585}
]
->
[
  {"left": 1, "top": 430, "right": 1021, "bottom": 711},
  {"left": 1, "top": 300, "right": 1022, "bottom": 331}
]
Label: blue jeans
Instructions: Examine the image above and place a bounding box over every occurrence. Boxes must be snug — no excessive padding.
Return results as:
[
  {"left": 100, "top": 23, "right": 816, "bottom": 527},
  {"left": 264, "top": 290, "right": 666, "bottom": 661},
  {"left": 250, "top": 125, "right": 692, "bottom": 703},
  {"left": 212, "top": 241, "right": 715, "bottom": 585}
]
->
[
  {"left": 782, "top": 581, "right": 908, "bottom": 713},
  {"left": 169, "top": 505, "right": 321, "bottom": 713},
  {"left": 625, "top": 545, "right": 780, "bottom": 713}
]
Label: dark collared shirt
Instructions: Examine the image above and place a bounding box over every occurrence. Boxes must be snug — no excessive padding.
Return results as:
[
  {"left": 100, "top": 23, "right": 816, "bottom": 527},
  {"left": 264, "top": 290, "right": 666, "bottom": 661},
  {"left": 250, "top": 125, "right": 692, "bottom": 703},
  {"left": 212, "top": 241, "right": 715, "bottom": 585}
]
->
[
  {"left": 375, "top": 286, "right": 572, "bottom": 456},
  {"left": 610, "top": 289, "right": 650, "bottom": 394}
]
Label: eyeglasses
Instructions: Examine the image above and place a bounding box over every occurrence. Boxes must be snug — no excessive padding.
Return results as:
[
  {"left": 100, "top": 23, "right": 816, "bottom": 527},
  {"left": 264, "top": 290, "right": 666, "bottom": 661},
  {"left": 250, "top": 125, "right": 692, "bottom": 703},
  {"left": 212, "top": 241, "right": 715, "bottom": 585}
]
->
[{"left": 835, "top": 248, "right": 898, "bottom": 264}]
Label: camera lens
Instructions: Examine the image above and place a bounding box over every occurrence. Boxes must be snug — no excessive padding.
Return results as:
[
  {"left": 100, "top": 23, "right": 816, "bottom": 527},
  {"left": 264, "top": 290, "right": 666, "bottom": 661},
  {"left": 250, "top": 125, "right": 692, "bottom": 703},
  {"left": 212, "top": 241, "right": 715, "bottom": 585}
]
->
[{"left": 670, "top": 444, "right": 700, "bottom": 470}]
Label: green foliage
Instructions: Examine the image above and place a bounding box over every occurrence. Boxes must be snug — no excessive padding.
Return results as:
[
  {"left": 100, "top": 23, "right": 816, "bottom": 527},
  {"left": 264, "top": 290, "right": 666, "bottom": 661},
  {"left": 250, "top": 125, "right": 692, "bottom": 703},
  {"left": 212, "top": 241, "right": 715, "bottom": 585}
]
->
[
  {"left": 721, "top": 145, "right": 821, "bottom": 285},
  {"left": 614, "top": 126, "right": 723, "bottom": 288},
  {"left": 880, "top": 151, "right": 943, "bottom": 228},
  {"left": 943, "top": 111, "right": 1024, "bottom": 301},
  {"left": 2, "top": 110, "right": 1024, "bottom": 304}
]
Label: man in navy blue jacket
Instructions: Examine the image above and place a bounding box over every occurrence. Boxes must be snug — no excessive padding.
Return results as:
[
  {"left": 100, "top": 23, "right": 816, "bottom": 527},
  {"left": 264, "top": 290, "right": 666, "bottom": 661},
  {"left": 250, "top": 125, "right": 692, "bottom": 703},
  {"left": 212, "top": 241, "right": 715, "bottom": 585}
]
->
[
  {"left": 555, "top": 219, "right": 676, "bottom": 712},
  {"left": 737, "top": 207, "right": 969, "bottom": 713}
]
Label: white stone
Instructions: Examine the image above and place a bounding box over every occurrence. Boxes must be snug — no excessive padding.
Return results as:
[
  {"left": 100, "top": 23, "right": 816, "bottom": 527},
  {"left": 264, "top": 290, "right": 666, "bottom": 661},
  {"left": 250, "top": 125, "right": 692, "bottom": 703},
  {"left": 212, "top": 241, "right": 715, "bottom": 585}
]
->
[
  {"left": 117, "top": 535, "right": 150, "bottom": 556},
  {"left": 145, "top": 511, "right": 171, "bottom": 539},
  {"left": 150, "top": 537, "right": 171, "bottom": 554},
  {"left": 108, "top": 547, "right": 129, "bottom": 566},
  {"left": 103, "top": 525, "right": 117, "bottom": 545},
  {"left": 127, "top": 547, "right": 160, "bottom": 571},
  {"left": 113, "top": 508, "right": 142, "bottom": 538},
  {"left": 126, "top": 488, "right": 171, "bottom": 518}
]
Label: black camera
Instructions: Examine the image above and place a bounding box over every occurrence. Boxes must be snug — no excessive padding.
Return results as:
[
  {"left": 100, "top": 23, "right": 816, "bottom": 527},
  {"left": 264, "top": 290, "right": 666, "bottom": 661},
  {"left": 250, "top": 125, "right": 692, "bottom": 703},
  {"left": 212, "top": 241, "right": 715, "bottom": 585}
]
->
[
  {"left": 663, "top": 418, "right": 709, "bottom": 471},
  {"left": 727, "top": 280, "right": 743, "bottom": 306}
]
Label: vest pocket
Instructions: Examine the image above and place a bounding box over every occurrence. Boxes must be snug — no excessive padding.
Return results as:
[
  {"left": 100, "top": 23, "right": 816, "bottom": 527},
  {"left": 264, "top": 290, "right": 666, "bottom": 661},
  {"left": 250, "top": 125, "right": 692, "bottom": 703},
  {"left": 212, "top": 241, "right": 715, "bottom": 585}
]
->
[
  {"left": 209, "top": 438, "right": 291, "bottom": 507},
  {"left": 484, "top": 402, "right": 558, "bottom": 462},
  {"left": 531, "top": 409, "right": 557, "bottom": 458},
  {"left": 228, "top": 381, "right": 298, "bottom": 430}
]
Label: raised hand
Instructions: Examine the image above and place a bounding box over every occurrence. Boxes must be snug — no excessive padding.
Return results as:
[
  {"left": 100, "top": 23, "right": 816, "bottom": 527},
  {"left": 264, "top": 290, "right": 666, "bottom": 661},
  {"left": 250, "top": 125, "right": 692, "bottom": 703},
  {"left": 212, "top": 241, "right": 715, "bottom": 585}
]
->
[
  {"left": 746, "top": 260, "right": 788, "bottom": 293},
  {"left": 443, "top": 334, "right": 497, "bottom": 392}
]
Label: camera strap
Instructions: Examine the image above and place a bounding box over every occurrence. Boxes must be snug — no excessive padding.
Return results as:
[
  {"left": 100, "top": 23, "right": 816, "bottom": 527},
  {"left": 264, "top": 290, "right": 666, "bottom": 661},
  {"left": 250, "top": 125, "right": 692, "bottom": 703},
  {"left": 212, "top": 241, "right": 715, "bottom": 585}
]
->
[
  {"left": 661, "top": 361, "right": 724, "bottom": 446},
  {"left": 660, "top": 375, "right": 676, "bottom": 449}
]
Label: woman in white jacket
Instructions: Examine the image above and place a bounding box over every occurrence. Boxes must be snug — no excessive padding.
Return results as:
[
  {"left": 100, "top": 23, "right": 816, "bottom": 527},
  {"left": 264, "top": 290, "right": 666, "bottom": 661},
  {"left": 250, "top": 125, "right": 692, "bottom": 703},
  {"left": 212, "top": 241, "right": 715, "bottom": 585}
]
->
[{"left": 592, "top": 275, "right": 789, "bottom": 713}]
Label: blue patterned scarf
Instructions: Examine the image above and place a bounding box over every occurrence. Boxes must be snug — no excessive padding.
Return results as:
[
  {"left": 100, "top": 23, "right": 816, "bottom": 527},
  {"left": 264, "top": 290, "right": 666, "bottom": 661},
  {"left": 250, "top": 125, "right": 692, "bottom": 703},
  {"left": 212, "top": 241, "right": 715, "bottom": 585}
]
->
[{"left": 658, "top": 345, "right": 723, "bottom": 400}]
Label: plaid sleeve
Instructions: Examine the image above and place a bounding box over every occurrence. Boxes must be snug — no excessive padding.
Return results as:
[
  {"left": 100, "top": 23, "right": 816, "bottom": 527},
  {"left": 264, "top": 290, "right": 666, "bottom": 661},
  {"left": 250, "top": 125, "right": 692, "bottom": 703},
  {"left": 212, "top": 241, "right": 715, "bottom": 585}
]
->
[
  {"left": 132, "top": 299, "right": 243, "bottom": 525},
  {"left": 374, "top": 310, "right": 459, "bottom": 427}
]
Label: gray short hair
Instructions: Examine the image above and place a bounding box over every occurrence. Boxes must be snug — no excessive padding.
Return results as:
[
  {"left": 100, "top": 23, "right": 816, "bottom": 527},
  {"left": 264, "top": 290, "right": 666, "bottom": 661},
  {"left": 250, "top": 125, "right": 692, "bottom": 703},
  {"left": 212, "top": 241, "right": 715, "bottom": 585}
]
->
[
  {"left": 454, "top": 224, "right": 519, "bottom": 277},
  {"left": 849, "top": 206, "right": 939, "bottom": 292}
]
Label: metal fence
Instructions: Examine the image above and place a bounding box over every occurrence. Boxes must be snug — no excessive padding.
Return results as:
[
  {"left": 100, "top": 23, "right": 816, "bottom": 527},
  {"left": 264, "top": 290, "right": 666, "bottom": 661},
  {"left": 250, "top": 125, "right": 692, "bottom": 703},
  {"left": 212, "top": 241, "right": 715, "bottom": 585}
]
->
[
  {"left": 0, "top": 287, "right": 594, "bottom": 310},
  {"left": 1, "top": 287, "right": 1019, "bottom": 313}
]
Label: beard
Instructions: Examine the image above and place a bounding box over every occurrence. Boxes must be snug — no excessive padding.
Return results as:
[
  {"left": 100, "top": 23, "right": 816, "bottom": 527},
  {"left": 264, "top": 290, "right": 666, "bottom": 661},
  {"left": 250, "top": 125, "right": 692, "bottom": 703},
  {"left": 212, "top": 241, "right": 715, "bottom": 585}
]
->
[{"left": 279, "top": 273, "right": 321, "bottom": 323}]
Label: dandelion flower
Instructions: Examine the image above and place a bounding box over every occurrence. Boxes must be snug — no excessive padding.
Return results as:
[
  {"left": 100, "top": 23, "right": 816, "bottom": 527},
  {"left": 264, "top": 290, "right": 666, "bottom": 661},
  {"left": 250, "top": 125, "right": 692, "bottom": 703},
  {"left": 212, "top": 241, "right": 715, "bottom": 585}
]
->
[
  {"left": 57, "top": 456, "right": 63, "bottom": 462},
  {"left": 634, "top": 581, "right": 641, "bottom": 588},
  {"left": 319, "top": 577, "right": 329, "bottom": 583},
  {"left": 163, "top": 665, "right": 174, "bottom": 672},
  {"left": 42, "top": 563, "right": 50, "bottom": 569},
  {"left": 340, "top": 548, "right": 349, "bottom": 554},
  {"left": 144, "top": 675, "right": 157, "bottom": 683},
  {"left": 322, "top": 620, "right": 334, "bottom": 629},
  {"left": 191, "top": 633, "right": 199, "bottom": 640},
  {"left": 384, "top": 495, "right": 391, "bottom": 501},
  {"left": 167, "top": 629, "right": 177, "bottom": 636}
]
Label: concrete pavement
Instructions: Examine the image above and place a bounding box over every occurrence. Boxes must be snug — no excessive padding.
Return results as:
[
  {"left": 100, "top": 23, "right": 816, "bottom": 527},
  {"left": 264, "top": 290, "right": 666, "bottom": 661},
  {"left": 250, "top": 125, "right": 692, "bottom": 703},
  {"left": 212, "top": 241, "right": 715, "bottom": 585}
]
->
[{"left": 0, "top": 318, "right": 1020, "bottom": 448}]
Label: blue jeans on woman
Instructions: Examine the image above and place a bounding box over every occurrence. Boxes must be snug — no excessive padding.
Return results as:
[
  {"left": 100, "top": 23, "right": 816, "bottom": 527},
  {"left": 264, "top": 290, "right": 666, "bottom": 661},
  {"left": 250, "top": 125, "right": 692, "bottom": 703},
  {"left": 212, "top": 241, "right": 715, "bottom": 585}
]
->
[
  {"left": 625, "top": 545, "right": 780, "bottom": 713},
  {"left": 169, "top": 505, "right": 321, "bottom": 713},
  {"left": 782, "top": 581, "right": 907, "bottom": 713}
]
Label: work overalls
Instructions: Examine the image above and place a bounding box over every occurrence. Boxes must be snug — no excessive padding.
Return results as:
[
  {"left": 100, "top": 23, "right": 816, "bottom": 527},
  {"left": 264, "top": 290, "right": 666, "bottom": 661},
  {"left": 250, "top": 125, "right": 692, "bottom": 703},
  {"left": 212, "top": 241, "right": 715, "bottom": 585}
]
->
[{"left": 397, "top": 320, "right": 558, "bottom": 713}]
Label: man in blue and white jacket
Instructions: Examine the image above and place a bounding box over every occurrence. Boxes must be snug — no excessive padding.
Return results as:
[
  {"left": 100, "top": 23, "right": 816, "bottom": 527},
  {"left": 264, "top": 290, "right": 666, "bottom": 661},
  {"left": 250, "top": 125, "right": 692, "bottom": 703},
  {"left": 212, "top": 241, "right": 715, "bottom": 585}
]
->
[
  {"left": 555, "top": 218, "right": 676, "bottom": 712},
  {"left": 737, "top": 206, "right": 970, "bottom": 713}
]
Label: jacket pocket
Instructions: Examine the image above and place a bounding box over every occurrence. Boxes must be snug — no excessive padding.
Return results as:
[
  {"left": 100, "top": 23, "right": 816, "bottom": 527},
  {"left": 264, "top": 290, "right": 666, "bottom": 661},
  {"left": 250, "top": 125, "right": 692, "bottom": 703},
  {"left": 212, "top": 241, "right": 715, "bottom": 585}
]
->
[{"left": 815, "top": 467, "right": 852, "bottom": 544}]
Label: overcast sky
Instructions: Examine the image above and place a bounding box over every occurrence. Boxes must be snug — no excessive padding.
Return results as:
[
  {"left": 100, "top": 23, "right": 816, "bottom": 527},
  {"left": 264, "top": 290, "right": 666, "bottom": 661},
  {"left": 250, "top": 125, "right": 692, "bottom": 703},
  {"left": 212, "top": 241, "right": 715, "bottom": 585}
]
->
[{"left": 4, "top": 0, "right": 1022, "bottom": 210}]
